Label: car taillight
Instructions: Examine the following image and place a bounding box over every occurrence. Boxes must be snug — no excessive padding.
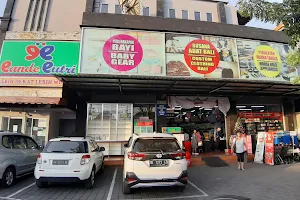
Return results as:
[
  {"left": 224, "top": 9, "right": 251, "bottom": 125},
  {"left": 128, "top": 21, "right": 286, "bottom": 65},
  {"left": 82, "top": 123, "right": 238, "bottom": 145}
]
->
[
  {"left": 80, "top": 155, "right": 91, "bottom": 165},
  {"left": 37, "top": 154, "right": 42, "bottom": 164},
  {"left": 171, "top": 152, "right": 186, "bottom": 160},
  {"left": 127, "top": 152, "right": 146, "bottom": 161}
]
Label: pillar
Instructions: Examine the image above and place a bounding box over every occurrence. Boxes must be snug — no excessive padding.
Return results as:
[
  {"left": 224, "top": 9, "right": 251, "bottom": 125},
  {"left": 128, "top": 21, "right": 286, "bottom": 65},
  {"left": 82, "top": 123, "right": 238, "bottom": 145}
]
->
[
  {"left": 225, "top": 99, "right": 237, "bottom": 148},
  {"left": 282, "top": 99, "right": 296, "bottom": 131},
  {"left": 75, "top": 99, "right": 87, "bottom": 137}
]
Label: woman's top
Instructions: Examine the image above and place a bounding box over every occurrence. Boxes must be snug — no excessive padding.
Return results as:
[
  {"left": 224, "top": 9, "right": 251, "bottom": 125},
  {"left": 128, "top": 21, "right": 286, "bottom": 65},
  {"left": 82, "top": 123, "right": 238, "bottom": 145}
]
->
[
  {"left": 191, "top": 135, "right": 198, "bottom": 149},
  {"left": 235, "top": 138, "right": 246, "bottom": 153}
]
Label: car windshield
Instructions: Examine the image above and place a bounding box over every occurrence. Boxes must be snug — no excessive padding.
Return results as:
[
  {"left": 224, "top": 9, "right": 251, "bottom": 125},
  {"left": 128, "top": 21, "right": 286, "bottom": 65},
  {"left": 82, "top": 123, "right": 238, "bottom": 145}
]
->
[
  {"left": 133, "top": 138, "right": 180, "bottom": 153},
  {"left": 43, "top": 141, "right": 88, "bottom": 153}
]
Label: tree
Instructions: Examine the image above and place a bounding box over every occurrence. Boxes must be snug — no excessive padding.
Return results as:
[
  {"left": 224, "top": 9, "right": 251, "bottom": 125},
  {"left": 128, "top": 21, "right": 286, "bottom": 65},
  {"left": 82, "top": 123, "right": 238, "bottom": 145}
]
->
[{"left": 237, "top": 0, "right": 300, "bottom": 83}]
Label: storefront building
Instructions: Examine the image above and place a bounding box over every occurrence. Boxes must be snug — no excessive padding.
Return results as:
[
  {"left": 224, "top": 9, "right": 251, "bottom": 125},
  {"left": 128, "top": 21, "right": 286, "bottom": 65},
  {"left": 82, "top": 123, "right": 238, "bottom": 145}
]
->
[
  {"left": 0, "top": 40, "right": 80, "bottom": 145},
  {"left": 58, "top": 13, "right": 300, "bottom": 155}
]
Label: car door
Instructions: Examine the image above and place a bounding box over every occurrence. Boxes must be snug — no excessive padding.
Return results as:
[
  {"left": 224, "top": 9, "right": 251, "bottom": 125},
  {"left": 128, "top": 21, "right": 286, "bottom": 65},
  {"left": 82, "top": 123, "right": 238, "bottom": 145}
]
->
[
  {"left": 13, "top": 135, "right": 33, "bottom": 175},
  {"left": 93, "top": 140, "right": 103, "bottom": 167},
  {"left": 25, "top": 137, "right": 40, "bottom": 170}
]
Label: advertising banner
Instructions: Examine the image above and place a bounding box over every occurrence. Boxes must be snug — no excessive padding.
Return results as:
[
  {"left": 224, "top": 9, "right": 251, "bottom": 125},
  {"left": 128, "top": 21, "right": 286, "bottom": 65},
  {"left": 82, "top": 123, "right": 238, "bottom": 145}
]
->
[
  {"left": 0, "top": 41, "right": 79, "bottom": 76},
  {"left": 80, "top": 28, "right": 165, "bottom": 76},
  {"left": 165, "top": 33, "right": 239, "bottom": 79},
  {"left": 0, "top": 76, "right": 62, "bottom": 87},
  {"left": 265, "top": 132, "right": 275, "bottom": 165},
  {"left": 236, "top": 39, "right": 296, "bottom": 82},
  {"left": 254, "top": 132, "right": 266, "bottom": 163},
  {"left": 246, "top": 135, "right": 253, "bottom": 154}
]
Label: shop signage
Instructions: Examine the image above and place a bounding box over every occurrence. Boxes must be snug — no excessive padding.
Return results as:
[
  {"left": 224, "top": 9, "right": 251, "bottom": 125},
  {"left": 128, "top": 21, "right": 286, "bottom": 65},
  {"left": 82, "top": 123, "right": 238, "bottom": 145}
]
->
[
  {"left": 254, "top": 132, "right": 266, "bottom": 164},
  {"left": 166, "top": 33, "right": 239, "bottom": 79},
  {"left": 80, "top": 28, "right": 165, "bottom": 76},
  {"left": 265, "top": 132, "right": 275, "bottom": 165},
  {"left": 0, "top": 76, "right": 62, "bottom": 87},
  {"left": 157, "top": 104, "right": 167, "bottom": 116},
  {"left": 0, "top": 41, "right": 80, "bottom": 75},
  {"left": 237, "top": 39, "right": 295, "bottom": 82},
  {"left": 162, "top": 127, "right": 181, "bottom": 134},
  {"left": 239, "top": 112, "right": 283, "bottom": 119}
]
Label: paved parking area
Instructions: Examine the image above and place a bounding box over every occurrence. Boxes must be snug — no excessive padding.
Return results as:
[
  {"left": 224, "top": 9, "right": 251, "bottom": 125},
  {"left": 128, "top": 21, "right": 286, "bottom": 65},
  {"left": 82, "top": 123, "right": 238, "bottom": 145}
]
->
[{"left": 1, "top": 163, "right": 300, "bottom": 200}]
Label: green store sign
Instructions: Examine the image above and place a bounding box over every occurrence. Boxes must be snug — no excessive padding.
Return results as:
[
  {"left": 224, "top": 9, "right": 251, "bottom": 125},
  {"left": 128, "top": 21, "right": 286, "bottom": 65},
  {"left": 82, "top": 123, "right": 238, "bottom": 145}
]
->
[{"left": 0, "top": 41, "right": 80, "bottom": 75}]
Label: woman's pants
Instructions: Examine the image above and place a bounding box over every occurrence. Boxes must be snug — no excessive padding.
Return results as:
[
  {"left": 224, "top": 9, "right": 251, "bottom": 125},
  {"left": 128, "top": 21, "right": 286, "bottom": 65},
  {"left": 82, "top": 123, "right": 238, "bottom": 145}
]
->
[{"left": 236, "top": 152, "right": 245, "bottom": 162}]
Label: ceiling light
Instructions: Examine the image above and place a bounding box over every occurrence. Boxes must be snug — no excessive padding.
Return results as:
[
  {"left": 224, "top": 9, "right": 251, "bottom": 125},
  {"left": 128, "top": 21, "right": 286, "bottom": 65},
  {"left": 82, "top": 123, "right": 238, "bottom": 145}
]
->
[
  {"left": 236, "top": 106, "right": 246, "bottom": 108},
  {"left": 239, "top": 109, "right": 252, "bottom": 111},
  {"left": 260, "top": 110, "right": 265, "bottom": 112},
  {"left": 204, "top": 108, "right": 212, "bottom": 110},
  {"left": 251, "top": 106, "right": 264, "bottom": 108},
  {"left": 191, "top": 110, "right": 195, "bottom": 112}
]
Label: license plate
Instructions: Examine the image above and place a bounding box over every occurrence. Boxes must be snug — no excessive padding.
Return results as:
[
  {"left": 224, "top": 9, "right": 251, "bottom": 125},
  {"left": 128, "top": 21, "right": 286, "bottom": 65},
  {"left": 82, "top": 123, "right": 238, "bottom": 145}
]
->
[
  {"left": 149, "top": 159, "right": 169, "bottom": 167},
  {"left": 52, "top": 160, "right": 69, "bottom": 165}
]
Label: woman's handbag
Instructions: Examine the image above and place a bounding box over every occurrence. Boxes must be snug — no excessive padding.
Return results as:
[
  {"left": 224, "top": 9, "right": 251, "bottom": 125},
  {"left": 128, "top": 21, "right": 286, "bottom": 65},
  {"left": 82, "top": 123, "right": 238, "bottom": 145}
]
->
[{"left": 198, "top": 141, "right": 203, "bottom": 147}]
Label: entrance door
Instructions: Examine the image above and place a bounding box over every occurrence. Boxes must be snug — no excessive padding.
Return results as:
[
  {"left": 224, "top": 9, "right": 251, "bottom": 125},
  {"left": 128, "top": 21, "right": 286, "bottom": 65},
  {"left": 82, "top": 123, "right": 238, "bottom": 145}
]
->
[{"left": 1, "top": 117, "right": 23, "bottom": 132}]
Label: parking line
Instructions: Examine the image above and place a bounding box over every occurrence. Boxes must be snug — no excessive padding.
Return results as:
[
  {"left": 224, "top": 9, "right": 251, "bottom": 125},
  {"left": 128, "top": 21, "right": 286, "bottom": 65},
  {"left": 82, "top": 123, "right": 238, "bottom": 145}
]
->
[
  {"left": 6, "top": 182, "right": 35, "bottom": 198},
  {"left": 188, "top": 180, "right": 209, "bottom": 196},
  {"left": 121, "top": 195, "right": 207, "bottom": 200},
  {"left": 106, "top": 168, "right": 118, "bottom": 200},
  {"left": 0, "top": 197, "right": 22, "bottom": 200}
]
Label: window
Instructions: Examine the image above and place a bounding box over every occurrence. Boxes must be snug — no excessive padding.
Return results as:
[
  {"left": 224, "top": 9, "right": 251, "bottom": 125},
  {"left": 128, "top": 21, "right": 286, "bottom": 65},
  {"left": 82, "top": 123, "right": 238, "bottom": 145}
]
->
[
  {"left": 37, "top": 0, "right": 47, "bottom": 31},
  {"left": 14, "top": 136, "right": 27, "bottom": 149},
  {"left": 143, "top": 7, "right": 150, "bottom": 16},
  {"left": 115, "top": 5, "right": 122, "bottom": 14},
  {"left": 2, "top": 135, "right": 13, "bottom": 149},
  {"left": 93, "top": 0, "right": 101, "bottom": 12},
  {"left": 24, "top": 0, "right": 34, "bottom": 31},
  {"left": 207, "top": 13, "right": 213, "bottom": 22},
  {"left": 26, "top": 137, "right": 38, "bottom": 149},
  {"left": 169, "top": 9, "right": 175, "bottom": 18},
  {"left": 101, "top": 4, "right": 109, "bottom": 13},
  {"left": 133, "top": 138, "right": 180, "bottom": 153},
  {"left": 30, "top": 0, "right": 41, "bottom": 31},
  {"left": 43, "top": 141, "right": 88, "bottom": 153},
  {"left": 182, "top": 10, "right": 188, "bottom": 19},
  {"left": 194, "top": 12, "right": 201, "bottom": 21}
]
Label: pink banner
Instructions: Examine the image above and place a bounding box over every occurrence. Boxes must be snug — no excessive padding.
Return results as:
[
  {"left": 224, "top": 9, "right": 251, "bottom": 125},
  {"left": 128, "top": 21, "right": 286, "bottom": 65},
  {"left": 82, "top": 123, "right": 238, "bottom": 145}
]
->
[
  {"left": 246, "top": 135, "right": 252, "bottom": 154},
  {"left": 265, "top": 132, "right": 275, "bottom": 165}
]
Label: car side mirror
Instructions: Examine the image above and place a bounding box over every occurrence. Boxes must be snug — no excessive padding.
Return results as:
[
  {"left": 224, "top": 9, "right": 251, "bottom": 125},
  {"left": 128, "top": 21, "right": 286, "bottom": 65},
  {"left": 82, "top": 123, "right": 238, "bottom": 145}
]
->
[
  {"left": 124, "top": 143, "right": 128, "bottom": 148},
  {"left": 99, "top": 147, "right": 105, "bottom": 152}
]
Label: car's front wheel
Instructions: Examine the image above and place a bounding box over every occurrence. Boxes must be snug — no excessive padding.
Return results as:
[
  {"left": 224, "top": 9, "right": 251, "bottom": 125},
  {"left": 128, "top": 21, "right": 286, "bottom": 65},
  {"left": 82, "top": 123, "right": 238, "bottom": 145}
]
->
[
  {"left": 122, "top": 179, "right": 132, "bottom": 194},
  {"left": 85, "top": 168, "right": 95, "bottom": 189},
  {"left": 1, "top": 167, "right": 15, "bottom": 188}
]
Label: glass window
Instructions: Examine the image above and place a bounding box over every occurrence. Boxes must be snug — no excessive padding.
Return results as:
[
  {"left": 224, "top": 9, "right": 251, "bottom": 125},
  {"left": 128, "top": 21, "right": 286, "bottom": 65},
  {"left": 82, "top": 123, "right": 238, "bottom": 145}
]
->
[
  {"left": 143, "top": 7, "right": 150, "bottom": 16},
  {"left": 195, "top": 12, "right": 201, "bottom": 21},
  {"left": 93, "top": 0, "right": 101, "bottom": 12},
  {"left": 43, "top": 141, "right": 88, "bottom": 153},
  {"left": 207, "top": 13, "right": 213, "bottom": 22},
  {"left": 2, "top": 135, "right": 13, "bottom": 149},
  {"left": 9, "top": 118, "right": 22, "bottom": 132},
  {"left": 26, "top": 137, "right": 38, "bottom": 149},
  {"left": 115, "top": 5, "right": 122, "bottom": 14},
  {"left": 134, "top": 104, "right": 155, "bottom": 133},
  {"left": 101, "top": 4, "right": 109, "bottom": 13},
  {"left": 169, "top": 9, "right": 176, "bottom": 18},
  {"left": 13, "top": 136, "right": 28, "bottom": 149},
  {"left": 182, "top": 10, "right": 188, "bottom": 19},
  {"left": 133, "top": 138, "right": 180, "bottom": 153}
]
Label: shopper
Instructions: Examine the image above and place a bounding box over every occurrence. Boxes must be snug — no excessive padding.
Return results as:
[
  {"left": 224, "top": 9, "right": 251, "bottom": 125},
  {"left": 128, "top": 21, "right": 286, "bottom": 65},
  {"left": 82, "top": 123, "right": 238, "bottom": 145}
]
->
[
  {"left": 214, "top": 127, "right": 222, "bottom": 151},
  {"left": 232, "top": 132, "right": 247, "bottom": 170},
  {"left": 191, "top": 130, "right": 198, "bottom": 155}
]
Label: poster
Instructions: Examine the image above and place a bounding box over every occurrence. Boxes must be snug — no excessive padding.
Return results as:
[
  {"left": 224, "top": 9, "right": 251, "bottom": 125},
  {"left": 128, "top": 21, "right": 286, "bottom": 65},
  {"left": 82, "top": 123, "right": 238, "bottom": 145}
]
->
[
  {"left": 246, "top": 135, "right": 253, "bottom": 154},
  {"left": 0, "top": 41, "right": 79, "bottom": 75},
  {"left": 254, "top": 132, "right": 266, "bottom": 163},
  {"left": 265, "top": 132, "right": 275, "bottom": 165},
  {"left": 236, "top": 39, "right": 297, "bottom": 82},
  {"left": 80, "top": 28, "right": 166, "bottom": 76},
  {"left": 165, "top": 33, "right": 239, "bottom": 79},
  {"left": 157, "top": 104, "right": 167, "bottom": 116}
]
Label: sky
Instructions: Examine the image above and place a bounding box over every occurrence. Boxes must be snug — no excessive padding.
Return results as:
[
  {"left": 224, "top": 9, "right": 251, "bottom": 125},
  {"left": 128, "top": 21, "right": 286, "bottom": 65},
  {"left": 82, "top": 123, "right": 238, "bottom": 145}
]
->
[{"left": 0, "top": 0, "right": 277, "bottom": 29}]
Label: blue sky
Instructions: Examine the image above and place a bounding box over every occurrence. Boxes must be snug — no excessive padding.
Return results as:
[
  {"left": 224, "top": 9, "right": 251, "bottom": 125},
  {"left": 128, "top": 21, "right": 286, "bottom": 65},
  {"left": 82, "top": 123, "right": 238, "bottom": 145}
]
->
[{"left": 0, "top": 0, "right": 277, "bottom": 30}]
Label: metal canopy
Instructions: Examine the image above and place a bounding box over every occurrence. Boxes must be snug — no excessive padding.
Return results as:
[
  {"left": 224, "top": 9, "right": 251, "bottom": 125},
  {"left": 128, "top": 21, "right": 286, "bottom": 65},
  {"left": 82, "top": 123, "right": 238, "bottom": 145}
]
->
[{"left": 57, "top": 74, "right": 300, "bottom": 97}]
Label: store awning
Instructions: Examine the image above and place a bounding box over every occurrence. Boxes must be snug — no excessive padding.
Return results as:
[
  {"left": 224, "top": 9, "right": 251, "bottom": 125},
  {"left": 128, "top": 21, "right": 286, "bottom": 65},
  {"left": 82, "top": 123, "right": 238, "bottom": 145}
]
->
[
  {"left": 57, "top": 74, "right": 300, "bottom": 97},
  {"left": 0, "top": 97, "right": 65, "bottom": 105}
]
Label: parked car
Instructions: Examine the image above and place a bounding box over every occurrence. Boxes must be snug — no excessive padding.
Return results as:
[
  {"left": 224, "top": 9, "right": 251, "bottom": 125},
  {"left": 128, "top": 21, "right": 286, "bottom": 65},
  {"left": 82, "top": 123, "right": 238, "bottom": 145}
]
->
[
  {"left": 34, "top": 137, "right": 105, "bottom": 189},
  {"left": 123, "top": 133, "right": 188, "bottom": 194},
  {"left": 0, "top": 132, "right": 41, "bottom": 187}
]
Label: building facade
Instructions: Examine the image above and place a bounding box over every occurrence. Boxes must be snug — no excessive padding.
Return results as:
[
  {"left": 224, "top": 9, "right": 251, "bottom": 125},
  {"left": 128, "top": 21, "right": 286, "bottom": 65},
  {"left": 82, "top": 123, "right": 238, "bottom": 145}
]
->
[{"left": 0, "top": 0, "right": 299, "bottom": 155}]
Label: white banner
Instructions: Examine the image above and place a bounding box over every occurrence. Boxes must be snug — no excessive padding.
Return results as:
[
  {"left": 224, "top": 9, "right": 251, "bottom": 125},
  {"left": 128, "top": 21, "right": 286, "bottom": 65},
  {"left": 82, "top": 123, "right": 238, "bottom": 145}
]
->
[{"left": 254, "top": 132, "right": 266, "bottom": 164}]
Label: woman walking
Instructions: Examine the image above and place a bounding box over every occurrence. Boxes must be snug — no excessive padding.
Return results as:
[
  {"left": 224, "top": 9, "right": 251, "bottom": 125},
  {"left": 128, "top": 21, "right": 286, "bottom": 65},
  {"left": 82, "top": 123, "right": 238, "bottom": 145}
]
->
[{"left": 232, "top": 132, "right": 247, "bottom": 170}]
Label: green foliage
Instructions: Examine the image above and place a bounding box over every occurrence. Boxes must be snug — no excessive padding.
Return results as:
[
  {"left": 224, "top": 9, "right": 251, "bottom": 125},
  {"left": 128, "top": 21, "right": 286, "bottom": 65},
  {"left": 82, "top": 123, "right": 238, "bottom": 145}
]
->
[{"left": 237, "top": 0, "right": 300, "bottom": 47}]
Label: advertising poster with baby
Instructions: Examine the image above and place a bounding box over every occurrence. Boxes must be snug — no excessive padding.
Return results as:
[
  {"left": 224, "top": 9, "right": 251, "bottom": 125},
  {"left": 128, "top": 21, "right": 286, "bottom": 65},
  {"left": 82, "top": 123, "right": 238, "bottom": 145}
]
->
[
  {"left": 80, "top": 28, "right": 166, "bottom": 76},
  {"left": 265, "top": 132, "right": 275, "bottom": 165},
  {"left": 236, "top": 39, "right": 297, "bottom": 82},
  {"left": 165, "top": 33, "right": 239, "bottom": 79}
]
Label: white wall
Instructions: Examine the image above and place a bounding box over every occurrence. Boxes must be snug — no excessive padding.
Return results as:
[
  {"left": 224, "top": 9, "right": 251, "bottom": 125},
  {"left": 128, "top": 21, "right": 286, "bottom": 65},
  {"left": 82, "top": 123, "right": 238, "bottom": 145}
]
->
[{"left": 224, "top": 4, "right": 238, "bottom": 25}]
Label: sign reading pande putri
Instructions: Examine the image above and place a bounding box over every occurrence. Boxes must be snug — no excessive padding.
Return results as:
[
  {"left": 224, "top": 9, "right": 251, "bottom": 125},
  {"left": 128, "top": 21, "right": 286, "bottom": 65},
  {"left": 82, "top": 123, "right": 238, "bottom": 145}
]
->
[{"left": 0, "top": 41, "right": 80, "bottom": 75}]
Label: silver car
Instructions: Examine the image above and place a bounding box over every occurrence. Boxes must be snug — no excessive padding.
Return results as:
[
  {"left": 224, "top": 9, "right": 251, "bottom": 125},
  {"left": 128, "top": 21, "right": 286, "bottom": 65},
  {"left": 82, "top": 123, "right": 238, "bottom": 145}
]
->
[{"left": 0, "top": 132, "right": 41, "bottom": 187}]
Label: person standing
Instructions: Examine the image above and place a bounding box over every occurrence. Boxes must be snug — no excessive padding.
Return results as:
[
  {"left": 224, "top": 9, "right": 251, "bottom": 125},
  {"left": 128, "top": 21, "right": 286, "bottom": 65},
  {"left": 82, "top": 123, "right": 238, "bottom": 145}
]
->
[
  {"left": 214, "top": 127, "right": 222, "bottom": 151},
  {"left": 232, "top": 132, "right": 247, "bottom": 170},
  {"left": 191, "top": 130, "right": 198, "bottom": 155}
]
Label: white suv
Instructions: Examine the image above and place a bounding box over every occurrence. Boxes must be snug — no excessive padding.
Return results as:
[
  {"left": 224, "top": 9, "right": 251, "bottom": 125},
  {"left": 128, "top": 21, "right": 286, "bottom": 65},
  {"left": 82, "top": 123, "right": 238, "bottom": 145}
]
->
[
  {"left": 34, "top": 137, "right": 105, "bottom": 189},
  {"left": 123, "top": 133, "right": 188, "bottom": 194}
]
